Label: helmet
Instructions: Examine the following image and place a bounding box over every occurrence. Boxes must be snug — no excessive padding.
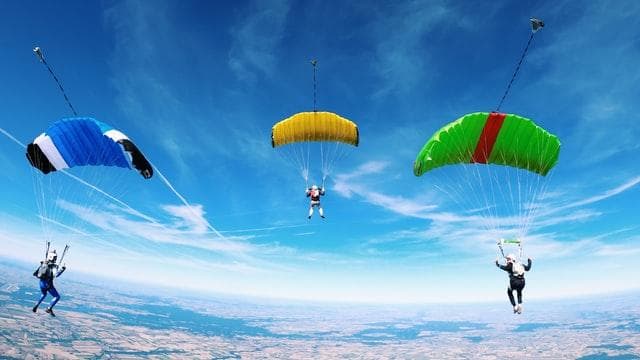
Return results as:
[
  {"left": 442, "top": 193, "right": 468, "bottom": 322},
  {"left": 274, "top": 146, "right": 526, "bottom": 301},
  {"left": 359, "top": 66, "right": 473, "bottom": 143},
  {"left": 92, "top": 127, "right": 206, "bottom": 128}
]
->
[
  {"left": 47, "top": 250, "right": 57, "bottom": 262},
  {"left": 506, "top": 254, "right": 516, "bottom": 262},
  {"left": 311, "top": 185, "right": 318, "bottom": 190}
]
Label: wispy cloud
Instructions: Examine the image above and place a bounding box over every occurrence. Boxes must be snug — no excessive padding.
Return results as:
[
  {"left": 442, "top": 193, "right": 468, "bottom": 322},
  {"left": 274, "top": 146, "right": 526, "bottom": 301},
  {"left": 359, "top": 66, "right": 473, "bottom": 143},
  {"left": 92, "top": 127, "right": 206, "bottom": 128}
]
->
[
  {"left": 333, "top": 161, "right": 437, "bottom": 218},
  {"left": 294, "top": 232, "right": 314, "bottom": 236},
  {"left": 537, "top": 175, "right": 640, "bottom": 218},
  {"left": 365, "top": 191, "right": 437, "bottom": 219},
  {"left": 594, "top": 242, "right": 640, "bottom": 257},
  {"left": 37, "top": 215, "right": 146, "bottom": 257},
  {"left": 219, "top": 223, "right": 310, "bottom": 234},
  {"left": 104, "top": 0, "right": 235, "bottom": 173},
  {"left": 334, "top": 158, "right": 639, "bottom": 262},
  {"left": 368, "top": 0, "right": 457, "bottom": 97},
  {"left": 228, "top": 0, "right": 290, "bottom": 83},
  {"left": 558, "top": 176, "right": 640, "bottom": 211},
  {"left": 162, "top": 204, "right": 212, "bottom": 234},
  {"left": 47, "top": 197, "right": 315, "bottom": 275},
  {"left": 57, "top": 200, "right": 254, "bottom": 256},
  {"left": 357, "top": 222, "right": 630, "bottom": 262},
  {"left": 536, "top": 1, "right": 640, "bottom": 164}
]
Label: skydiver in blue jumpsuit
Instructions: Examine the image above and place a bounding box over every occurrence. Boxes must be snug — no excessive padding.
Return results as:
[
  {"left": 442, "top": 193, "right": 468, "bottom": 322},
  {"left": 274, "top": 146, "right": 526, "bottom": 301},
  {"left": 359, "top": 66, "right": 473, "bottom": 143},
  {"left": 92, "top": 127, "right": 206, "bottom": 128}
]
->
[{"left": 32, "top": 250, "right": 66, "bottom": 316}]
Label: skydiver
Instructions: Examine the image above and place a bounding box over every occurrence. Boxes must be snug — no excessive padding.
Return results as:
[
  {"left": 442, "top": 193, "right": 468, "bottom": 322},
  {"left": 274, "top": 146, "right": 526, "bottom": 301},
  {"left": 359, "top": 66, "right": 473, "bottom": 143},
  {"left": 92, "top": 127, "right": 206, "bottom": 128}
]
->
[
  {"left": 32, "top": 250, "right": 66, "bottom": 316},
  {"left": 496, "top": 254, "right": 532, "bottom": 314},
  {"left": 306, "top": 185, "right": 325, "bottom": 219}
]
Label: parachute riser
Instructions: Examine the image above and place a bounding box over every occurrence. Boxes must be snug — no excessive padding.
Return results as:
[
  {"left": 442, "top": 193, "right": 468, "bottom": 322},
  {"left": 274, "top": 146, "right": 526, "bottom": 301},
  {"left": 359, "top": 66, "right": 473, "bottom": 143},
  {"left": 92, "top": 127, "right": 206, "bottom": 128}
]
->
[
  {"left": 44, "top": 241, "right": 50, "bottom": 262},
  {"left": 58, "top": 244, "right": 69, "bottom": 266}
]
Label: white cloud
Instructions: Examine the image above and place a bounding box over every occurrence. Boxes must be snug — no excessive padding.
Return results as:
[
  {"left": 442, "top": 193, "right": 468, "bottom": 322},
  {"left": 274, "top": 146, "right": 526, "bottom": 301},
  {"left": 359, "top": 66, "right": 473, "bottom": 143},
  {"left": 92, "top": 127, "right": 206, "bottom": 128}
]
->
[
  {"left": 533, "top": 209, "right": 601, "bottom": 227},
  {"left": 365, "top": 191, "right": 437, "bottom": 218},
  {"left": 333, "top": 161, "right": 437, "bottom": 218},
  {"left": 57, "top": 199, "right": 255, "bottom": 256},
  {"left": 45, "top": 198, "right": 317, "bottom": 276},
  {"left": 162, "top": 204, "right": 211, "bottom": 234},
  {"left": 558, "top": 176, "right": 640, "bottom": 211},
  {"left": 333, "top": 158, "right": 639, "bottom": 265},
  {"left": 536, "top": 175, "right": 640, "bottom": 219},
  {"left": 595, "top": 243, "right": 640, "bottom": 257}
]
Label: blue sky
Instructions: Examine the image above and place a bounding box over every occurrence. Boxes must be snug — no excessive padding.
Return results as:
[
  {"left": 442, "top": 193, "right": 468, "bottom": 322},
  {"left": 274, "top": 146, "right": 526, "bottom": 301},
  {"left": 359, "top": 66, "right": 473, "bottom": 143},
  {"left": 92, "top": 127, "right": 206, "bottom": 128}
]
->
[{"left": 1, "top": 0, "right": 639, "bottom": 303}]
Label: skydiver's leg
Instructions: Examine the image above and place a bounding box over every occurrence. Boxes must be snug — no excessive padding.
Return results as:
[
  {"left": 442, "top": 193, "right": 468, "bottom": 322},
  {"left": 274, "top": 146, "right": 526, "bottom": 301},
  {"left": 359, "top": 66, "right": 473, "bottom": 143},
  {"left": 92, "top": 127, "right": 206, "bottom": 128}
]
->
[
  {"left": 308, "top": 206, "right": 313, "bottom": 219},
  {"left": 509, "top": 279, "right": 525, "bottom": 313},
  {"left": 507, "top": 287, "right": 516, "bottom": 307},
  {"left": 319, "top": 206, "right": 324, "bottom": 218},
  {"left": 47, "top": 286, "right": 60, "bottom": 309},
  {"left": 516, "top": 280, "right": 525, "bottom": 304},
  {"left": 33, "top": 284, "right": 48, "bottom": 311}
]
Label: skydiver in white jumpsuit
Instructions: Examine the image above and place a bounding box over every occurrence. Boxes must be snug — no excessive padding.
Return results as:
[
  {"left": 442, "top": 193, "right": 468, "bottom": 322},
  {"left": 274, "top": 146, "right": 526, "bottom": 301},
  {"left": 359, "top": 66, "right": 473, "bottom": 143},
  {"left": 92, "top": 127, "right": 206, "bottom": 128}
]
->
[{"left": 306, "top": 185, "right": 325, "bottom": 219}]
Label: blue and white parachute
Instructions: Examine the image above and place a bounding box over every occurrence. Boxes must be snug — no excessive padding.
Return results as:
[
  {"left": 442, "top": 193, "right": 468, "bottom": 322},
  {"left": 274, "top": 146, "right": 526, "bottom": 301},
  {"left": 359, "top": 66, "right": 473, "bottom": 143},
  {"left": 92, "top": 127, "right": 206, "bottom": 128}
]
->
[{"left": 26, "top": 118, "right": 152, "bottom": 179}]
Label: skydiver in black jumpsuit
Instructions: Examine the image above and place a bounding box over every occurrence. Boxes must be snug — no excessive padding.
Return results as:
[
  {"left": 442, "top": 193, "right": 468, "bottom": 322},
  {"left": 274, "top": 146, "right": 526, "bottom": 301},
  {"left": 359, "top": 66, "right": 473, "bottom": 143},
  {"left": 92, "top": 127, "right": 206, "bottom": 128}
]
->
[{"left": 496, "top": 254, "right": 532, "bottom": 314}]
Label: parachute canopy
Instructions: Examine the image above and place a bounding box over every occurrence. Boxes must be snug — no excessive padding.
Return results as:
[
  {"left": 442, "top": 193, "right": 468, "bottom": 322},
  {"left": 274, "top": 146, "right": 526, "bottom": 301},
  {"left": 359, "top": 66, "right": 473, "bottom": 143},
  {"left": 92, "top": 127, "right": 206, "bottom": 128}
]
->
[
  {"left": 26, "top": 117, "right": 153, "bottom": 179},
  {"left": 413, "top": 112, "right": 560, "bottom": 177},
  {"left": 271, "top": 111, "right": 359, "bottom": 148}
]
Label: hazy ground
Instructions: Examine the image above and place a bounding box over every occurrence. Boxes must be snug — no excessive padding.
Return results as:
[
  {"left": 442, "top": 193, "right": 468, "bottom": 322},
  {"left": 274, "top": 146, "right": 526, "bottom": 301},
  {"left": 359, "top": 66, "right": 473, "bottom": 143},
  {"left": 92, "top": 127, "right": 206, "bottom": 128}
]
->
[{"left": 1, "top": 259, "right": 638, "bottom": 359}]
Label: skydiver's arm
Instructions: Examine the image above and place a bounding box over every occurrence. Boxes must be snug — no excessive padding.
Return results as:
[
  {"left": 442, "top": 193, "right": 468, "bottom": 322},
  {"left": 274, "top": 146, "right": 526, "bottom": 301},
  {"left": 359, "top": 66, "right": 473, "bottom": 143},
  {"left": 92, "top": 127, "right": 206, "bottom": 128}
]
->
[
  {"left": 497, "top": 262, "right": 511, "bottom": 272},
  {"left": 320, "top": 188, "right": 325, "bottom": 195},
  {"left": 33, "top": 261, "right": 43, "bottom": 277},
  {"left": 524, "top": 258, "right": 532, "bottom": 271},
  {"left": 55, "top": 266, "right": 66, "bottom": 278}
]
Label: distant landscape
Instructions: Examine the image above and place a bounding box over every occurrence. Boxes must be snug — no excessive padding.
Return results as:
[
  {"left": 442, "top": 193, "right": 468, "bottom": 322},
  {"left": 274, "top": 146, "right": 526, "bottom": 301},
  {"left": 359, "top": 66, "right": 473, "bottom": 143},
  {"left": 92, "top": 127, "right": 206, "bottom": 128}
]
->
[{"left": 1, "top": 260, "right": 638, "bottom": 359}]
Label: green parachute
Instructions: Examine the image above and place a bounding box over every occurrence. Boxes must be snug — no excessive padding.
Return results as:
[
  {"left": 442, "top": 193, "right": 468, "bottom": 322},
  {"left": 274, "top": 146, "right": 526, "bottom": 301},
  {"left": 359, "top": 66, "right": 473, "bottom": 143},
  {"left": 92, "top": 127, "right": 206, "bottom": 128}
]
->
[{"left": 414, "top": 112, "right": 560, "bottom": 177}]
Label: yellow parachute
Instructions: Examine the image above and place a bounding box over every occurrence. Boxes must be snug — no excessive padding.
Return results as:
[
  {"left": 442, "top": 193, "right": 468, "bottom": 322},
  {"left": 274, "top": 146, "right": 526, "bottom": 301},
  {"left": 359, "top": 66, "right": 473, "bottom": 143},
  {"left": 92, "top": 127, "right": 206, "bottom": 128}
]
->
[
  {"left": 271, "top": 111, "right": 359, "bottom": 184},
  {"left": 271, "top": 111, "right": 359, "bottom": 147}
]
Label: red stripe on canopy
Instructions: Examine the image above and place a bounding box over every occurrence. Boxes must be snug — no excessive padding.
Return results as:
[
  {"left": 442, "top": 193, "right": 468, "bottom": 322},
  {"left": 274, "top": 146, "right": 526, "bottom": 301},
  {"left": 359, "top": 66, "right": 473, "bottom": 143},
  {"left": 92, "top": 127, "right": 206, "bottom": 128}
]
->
[{"left": 471, "top": 112, "right": 506, "bottom": 164}]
